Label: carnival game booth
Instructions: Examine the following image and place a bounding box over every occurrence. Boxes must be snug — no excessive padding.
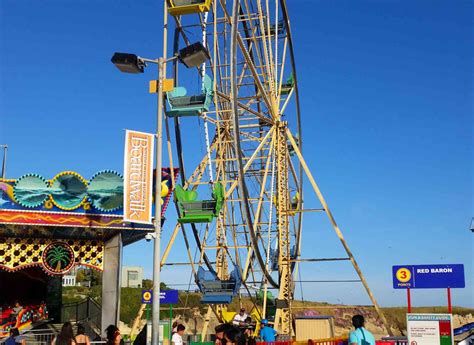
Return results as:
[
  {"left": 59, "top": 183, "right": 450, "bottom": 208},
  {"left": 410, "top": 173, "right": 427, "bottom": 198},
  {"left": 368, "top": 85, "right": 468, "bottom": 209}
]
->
[{"left": 0, "top": 169, "right": 177, "bottom": 336}]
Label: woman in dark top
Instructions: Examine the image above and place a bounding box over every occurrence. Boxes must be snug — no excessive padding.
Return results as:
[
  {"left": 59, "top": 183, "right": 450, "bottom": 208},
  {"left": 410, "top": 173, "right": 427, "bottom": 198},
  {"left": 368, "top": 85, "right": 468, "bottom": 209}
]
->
[
  {"left": 224, "top": 327, "right": 246, "bottom": 345},
  {"left": 74, "top": 323, "right": 91, "bottom": 345},
  {"left": 105, "top": 325, "right": 122, "bottom": 345},
  {"left": 52, "top": 322, "right": 75, "bottom": 345}
]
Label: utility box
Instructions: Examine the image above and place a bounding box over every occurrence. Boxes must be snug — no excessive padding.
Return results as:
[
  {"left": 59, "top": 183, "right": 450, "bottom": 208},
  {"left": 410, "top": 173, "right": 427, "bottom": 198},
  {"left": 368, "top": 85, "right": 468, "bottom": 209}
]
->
[{"left": 294, "top": 315, "right": 335, "bottom": 341}]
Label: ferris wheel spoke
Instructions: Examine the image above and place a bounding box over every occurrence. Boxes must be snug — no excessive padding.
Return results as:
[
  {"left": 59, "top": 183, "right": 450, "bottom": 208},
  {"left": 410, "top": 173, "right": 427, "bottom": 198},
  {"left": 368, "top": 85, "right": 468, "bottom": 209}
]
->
[
  {"left": 241, "top": 131, "right": 275, "bottom": 280},
  {"left": 223, "top": 127, "right": 274, "bottom": 198}
]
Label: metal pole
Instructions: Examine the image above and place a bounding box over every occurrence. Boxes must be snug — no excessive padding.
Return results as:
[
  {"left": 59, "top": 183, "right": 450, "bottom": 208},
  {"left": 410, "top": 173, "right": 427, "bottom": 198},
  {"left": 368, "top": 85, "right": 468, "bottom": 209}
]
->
[
  {"left": 169, "top": 304, "right": 172, "bottom": 344},
  {"left": 152, "top": 57, "right": 164, "bottom": 345},
  {"left": 407, "top": 288, "right": 411, "bottom": 313},
  {"left": 447, "top": 288, "right": 452, "bottom": 313},
  {"left": 1, "top": 145, "right": 7, "bottom": 179}
]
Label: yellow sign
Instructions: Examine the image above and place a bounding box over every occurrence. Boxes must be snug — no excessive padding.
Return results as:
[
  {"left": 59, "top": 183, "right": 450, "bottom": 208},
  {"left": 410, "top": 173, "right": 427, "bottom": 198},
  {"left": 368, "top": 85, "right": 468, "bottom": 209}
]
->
[
  {"left": 149, "top": 79, "right": 174, "bottom": 93},
  {"left": 396, "top": 267, "right": 412, "bottom": 283},
  {"left": 123, "top": 130, "right": 154, "bottom": 224}
]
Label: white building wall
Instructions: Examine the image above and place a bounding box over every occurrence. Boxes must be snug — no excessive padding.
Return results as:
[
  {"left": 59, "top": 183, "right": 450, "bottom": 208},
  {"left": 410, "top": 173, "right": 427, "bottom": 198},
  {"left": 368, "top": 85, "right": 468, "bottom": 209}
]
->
[
  {"left": 121, "top": 266, "right": 143, "bottom": 288},
  {"left": 62, "top": 275, "right": 76, "bottom": 286}
]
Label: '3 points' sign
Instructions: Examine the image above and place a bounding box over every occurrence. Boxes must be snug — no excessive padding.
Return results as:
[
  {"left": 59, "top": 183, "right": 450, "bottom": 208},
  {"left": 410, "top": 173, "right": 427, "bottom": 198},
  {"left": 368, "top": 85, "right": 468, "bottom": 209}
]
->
[{"left": 392, "top": 264, "right": 465, "bottom": 289}]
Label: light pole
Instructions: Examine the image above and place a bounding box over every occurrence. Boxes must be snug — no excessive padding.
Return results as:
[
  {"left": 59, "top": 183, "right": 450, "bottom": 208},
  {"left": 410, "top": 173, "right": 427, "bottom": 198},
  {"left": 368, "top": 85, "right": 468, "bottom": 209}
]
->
[
  {"left": 151, "top": 56, "right": 165, "bottom": 345},
  {"left": 0, "top": 145, "right": 7, "bottom": 179},
  {"left": 111, "top": 43, "right": 210, "bottom": 345}
]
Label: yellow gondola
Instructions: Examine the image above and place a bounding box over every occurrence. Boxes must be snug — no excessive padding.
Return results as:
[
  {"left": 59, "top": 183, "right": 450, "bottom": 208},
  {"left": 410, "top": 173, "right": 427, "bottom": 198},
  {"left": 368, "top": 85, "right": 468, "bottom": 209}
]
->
[{"left": 168, "top": 0, "right": 212, "bottom": 16}]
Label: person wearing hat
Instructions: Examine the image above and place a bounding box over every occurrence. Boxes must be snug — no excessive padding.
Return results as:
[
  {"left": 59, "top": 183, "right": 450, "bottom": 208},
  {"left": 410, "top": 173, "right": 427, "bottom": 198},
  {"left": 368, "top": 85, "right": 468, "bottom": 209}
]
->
[
  {"left": 232, "top": 308, "right": 248, "bottom": 327},
  {"left": 259, "top": 319, "right": 277, "bottom": 342}
]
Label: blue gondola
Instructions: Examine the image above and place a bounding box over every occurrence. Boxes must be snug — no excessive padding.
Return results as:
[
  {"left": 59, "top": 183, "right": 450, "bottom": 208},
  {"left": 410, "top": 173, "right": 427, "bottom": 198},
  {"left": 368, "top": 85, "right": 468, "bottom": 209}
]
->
[
  {"left": 196, "top": 266, "right": 242, "bottom": 304},
  {"left": 165, "top": 74, "right": 213, "bottom": 117},
  {"left": 269, "top": 20, "right": 286, "bottom": 36},
  {"left": 270, "top": 246, "right": 296, "bottom": 271}
]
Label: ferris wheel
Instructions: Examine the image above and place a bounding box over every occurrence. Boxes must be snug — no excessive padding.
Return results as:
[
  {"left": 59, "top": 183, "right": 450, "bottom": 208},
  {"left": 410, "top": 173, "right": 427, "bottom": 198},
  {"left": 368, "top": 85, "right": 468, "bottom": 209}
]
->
[{"left": 156, "top": 0, "right": 390, "bottom": 337}]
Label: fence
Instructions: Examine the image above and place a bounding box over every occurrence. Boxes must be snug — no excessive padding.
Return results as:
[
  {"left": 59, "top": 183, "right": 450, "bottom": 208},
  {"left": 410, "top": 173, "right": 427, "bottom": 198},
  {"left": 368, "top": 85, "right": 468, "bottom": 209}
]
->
[
  {"left": 378, "top": 337, "right": 408, "bottom": 345},
  {"left": 308, "top": 338, "right": 348, "bottom": 345},
  {"left": 257, "top": 339, "right": 348, "bottom": 345},
  {"left": 256, "top": 338, "right": 409, "bottom": 345},
  {"left": 60, "top": 297, "right": 101, "bottom": 336}
]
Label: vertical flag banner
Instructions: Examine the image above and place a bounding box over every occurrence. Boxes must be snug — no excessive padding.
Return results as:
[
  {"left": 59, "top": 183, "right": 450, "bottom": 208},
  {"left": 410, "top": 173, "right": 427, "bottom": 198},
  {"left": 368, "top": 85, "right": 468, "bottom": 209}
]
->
[{"left": 124, "top": 130, "right": 155, "bottom": 224}]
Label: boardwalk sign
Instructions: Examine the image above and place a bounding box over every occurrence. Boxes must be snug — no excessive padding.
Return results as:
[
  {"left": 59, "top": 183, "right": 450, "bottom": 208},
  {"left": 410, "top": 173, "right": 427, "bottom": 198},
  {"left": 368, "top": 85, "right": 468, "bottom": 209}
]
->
[
  {"left": 124, "top": 130, "right": 154, "bottom": 224},
  {"left": 392, "top": 264, "right": 465, "bottom": 289},
  {"left": 407, "top": 313, "right": 454, "bottom": 345}
]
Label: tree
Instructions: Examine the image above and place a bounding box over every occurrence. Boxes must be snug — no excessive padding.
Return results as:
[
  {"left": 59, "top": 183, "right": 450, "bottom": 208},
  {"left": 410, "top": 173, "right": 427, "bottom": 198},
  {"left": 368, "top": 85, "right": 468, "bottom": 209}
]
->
[
  {"left": 76, "top": 269, "right": 87, "bottom": 282},
  {"left": 141, "top": 280, "right": 168, "bottom": 290},
  {"left": 142, "top": 279, "right": 153, "bottom": 289},
  {"left": 88, "top": 269, "right": 102, "bottom": 286}
]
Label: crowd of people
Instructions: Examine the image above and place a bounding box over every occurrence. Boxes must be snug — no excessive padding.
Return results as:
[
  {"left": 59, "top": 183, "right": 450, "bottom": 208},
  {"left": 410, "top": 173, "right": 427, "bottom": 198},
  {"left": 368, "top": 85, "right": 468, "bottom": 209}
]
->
[
  {"left": 4, "top": 322, "right": 123, "bottom": 345},
  {"left": 168, "top": 307, "right": 277, "bottom": 345},
  {"left": 3, "top": 307, "right": 374, "bottom": 345},
  {"left": 211, "top": 308, "right": 277, "bottom": 345}
]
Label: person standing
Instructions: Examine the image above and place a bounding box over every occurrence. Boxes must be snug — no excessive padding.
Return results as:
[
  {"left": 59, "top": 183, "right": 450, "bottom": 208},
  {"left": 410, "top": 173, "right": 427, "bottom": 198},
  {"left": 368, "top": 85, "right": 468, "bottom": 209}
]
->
[
  {"left": 74, "top": 323, "right": 91, "bottom": 345},
  {"left": 105, "top": 325, "right": 122, "bottom": 345},
  {"left": 172, "top": 324, "right": 185, "bottom": 345},
  {"left": 52, "top": 322, "right": 75, "bottom": 345},
  {"left": 232, "top": 308, "right": 248, "bottom": 328},
  {"left": 349, "top": 315, "right": 375, "bottom": 345},
  {"left": 223, "top": 327, "right": 245, "bottom": 345},
  {"left": 214, "top": 323, "right": 233, "bottom": 345},
  {"left": 5, "top": 328, "right": 26, "bottom": 345},
  {"left": 259, "top": 319, "right": 277, "bottom": 342}
]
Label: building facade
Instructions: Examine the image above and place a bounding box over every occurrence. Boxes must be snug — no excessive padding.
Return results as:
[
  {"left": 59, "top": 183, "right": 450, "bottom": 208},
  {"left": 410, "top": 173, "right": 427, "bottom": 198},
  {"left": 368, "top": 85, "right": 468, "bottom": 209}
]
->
[
  {"left": 62, "top": 275, "right": 76, "bottom": 287},
  {"left": 121, "top": 266, "right": 143, "bottom": 288}
]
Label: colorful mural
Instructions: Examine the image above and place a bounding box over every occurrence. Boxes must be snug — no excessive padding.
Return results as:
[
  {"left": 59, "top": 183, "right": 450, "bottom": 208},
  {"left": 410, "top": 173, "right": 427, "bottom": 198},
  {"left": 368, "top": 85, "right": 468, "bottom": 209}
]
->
[{"left": 0, "top": 168, "right": 179, "bottom": 228}]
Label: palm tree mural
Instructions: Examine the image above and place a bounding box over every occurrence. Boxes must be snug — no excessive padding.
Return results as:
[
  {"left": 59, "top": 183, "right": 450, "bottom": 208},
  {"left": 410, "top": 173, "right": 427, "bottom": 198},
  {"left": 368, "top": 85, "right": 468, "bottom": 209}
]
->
[{"left": 46, "top": 245, "right": 71, "bottom": 271}]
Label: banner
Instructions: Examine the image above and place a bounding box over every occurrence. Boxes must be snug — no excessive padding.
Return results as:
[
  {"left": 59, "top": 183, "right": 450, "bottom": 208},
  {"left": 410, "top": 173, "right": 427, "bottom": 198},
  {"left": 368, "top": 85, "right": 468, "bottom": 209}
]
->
[{"left": 124, "top": 130, "right": 154, "bottom": 224}]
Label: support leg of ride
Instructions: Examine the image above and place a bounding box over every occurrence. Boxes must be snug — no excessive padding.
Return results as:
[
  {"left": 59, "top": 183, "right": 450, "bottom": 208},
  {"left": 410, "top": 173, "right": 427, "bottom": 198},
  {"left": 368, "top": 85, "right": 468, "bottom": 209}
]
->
[
  {"left": 286, "top": 128, "right": 393, "bottom": 336},
  {"left": 274, "top": 122, "right": 293, "bottom": 336},
  {"left": 201, "top": 305, "right": 213, "bottom": 340},
  {"left": 130, "top": 304, "right": 147, "bottom": 339}
]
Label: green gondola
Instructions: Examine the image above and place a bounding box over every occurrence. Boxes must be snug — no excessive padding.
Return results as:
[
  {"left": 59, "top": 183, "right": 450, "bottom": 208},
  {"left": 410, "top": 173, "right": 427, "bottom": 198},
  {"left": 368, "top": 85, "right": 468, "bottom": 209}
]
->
[
  {"left": 174, "top": 182, "right": 224, "bottom": 224},
  {"left": 280, "top": 74, "right": 294, "bottom": 95}
]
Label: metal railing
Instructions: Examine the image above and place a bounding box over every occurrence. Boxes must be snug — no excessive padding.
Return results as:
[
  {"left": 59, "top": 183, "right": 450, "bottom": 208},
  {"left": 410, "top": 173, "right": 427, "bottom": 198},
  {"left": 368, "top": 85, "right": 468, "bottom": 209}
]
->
[
  {"left": 378, "top": 337, "right": 408, "bottom": 345},
  {"left": 60, "top": 298, "right": 101, "bottom": 336},
  {"left": 0, "top": 329, "right": 55, "bottom": 345}
]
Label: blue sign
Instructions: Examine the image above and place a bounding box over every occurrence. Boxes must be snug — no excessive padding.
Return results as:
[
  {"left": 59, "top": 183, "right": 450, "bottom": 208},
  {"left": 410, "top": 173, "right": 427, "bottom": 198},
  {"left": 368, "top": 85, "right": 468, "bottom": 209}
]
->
[
  {"left": 392, "top": 264, "right": 465, "bottom": 289},
  {"left": 142, "top": 290, "right": 153, "bottom": 304},
  {"left": 160, "top": 290, "right": 179, "bottom": 304},
  {"left": 142, "top": 290, "right": 179, "bottom": 304}
]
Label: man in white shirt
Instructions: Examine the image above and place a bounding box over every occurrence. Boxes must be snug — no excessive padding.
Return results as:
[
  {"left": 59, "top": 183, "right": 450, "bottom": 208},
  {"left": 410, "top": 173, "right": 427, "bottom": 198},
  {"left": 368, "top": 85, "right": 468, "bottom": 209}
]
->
[
  {"left": 232, "top": 308, "right": 248, "bottom": 327},
  {"left": 172, "top": 324, "right": 185, "bottom": 345}
]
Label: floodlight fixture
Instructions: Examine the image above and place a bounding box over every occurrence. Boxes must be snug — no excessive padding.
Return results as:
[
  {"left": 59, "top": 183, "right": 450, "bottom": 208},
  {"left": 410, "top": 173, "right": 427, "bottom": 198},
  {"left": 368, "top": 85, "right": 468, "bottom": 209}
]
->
[
  {"left": 111, "top": 52, "right": 145, "bottom": 74},
  {"left": 178, "top": 42, "right": 210, "bottom": 68}
]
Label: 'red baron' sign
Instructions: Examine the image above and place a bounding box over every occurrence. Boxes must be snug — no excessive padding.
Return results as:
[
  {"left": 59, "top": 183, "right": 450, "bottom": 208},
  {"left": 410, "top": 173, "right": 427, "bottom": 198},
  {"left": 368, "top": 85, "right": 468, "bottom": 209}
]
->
[{"left": 123, "top": 130, "right": 154, "bottom": 224}]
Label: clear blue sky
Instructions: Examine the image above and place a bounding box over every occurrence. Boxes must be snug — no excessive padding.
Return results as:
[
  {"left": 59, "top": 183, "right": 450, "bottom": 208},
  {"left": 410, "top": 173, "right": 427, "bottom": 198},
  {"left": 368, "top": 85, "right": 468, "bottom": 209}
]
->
[{"left": 1, "top": 0, "right": 472, "bottom": 307}]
